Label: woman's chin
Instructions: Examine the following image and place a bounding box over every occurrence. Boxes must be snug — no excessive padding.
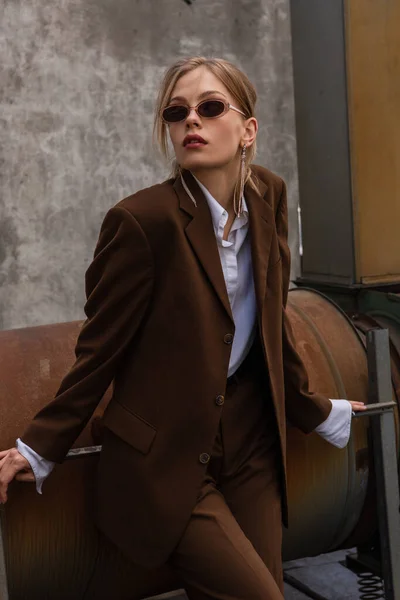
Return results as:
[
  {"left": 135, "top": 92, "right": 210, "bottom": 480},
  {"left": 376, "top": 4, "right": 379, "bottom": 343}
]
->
[{"left": 179, "top": 157, "right": 214, "bottom": 173}]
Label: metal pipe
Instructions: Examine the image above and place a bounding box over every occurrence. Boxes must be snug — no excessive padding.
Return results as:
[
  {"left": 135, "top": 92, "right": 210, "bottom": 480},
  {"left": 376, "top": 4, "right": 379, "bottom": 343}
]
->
[
  {"left": 66, "top": 446, "right": 102, "bottom": 460},
  {"left": 352, "top": 402, "right": 397, "bottom": 418}
]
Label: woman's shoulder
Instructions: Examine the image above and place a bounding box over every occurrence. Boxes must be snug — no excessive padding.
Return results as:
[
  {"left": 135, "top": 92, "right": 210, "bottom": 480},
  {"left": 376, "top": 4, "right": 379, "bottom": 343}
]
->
[
  {"left": 250, "top": 164, "right": 285, "bottom": 193},
  {"left": 115, "top": 178, "right": 177, "bottom": 218},
  {"left": 108, "top": 179, "right": 184, "bottom": 246}
]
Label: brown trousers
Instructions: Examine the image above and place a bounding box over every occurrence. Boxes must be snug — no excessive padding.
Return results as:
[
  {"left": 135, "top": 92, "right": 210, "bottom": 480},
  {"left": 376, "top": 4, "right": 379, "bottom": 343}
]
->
[
  {"left": 84, "top": 341, "right": 284, "bottom": 600},
  {"left": 166, "top": 341, "right": 284, "bottom": 600}
]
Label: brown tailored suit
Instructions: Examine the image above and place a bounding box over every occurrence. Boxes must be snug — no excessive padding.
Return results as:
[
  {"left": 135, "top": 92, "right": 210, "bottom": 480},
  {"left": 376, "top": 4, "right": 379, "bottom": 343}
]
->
[
  {"left": 166, "top": 339, "right": 285, "bottom": 600},
  {"left": 21, "top": 165, "right": 332, "bottom": 570}
]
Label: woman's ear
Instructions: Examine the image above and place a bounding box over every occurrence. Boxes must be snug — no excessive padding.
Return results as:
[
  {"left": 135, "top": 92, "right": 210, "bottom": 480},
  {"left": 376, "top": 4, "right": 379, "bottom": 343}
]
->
[{"left": 242, "top": 117, "right": 258, "bottom": 148}]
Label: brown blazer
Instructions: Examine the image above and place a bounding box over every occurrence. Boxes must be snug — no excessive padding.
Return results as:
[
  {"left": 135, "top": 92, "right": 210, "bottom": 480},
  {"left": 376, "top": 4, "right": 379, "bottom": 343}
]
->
[{"left": 21, "top": 165, "right": 332, "bottom": 567}]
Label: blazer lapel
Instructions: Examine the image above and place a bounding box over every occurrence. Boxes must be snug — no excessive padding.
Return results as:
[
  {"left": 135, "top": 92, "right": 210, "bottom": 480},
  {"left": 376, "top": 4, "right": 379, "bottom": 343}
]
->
[
  {"left": 246, "top": 176, "right": 274, "bottom": 318},
  {"left": 173, "top": 171, "right": 234, "bottom": 323}
]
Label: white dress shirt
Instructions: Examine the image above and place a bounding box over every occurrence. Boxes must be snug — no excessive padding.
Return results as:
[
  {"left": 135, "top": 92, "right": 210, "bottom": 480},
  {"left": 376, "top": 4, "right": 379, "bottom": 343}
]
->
[
  {"left": 193, "top": 177, "right": 352, "bottom": 447},
  {"left": 17, "top": 177, "right": 352, "bottom": 493},
  {"left": 194, "top": 177, "right": 257, "bottom": 377}
]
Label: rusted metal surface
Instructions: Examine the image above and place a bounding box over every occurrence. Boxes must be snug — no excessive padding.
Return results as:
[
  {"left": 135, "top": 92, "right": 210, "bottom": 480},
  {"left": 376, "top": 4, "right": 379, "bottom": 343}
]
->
[
  {"left": 352, "top": 311, "right": 400, "bottom": 412},
  {"left": 341, "top": 310, "right": 400, "bottom": 550},
  {"left": 1, "top": 291, "right": 399, "bottom": 598},
  {"left": 0, "top": 321, "right": 178, "bottom": 599},
  {"left": 283, "top": 289, "right": 370, "bottom": 559},
  {"left": 0, "top": 321, "right": 110, "bottom": 451}
]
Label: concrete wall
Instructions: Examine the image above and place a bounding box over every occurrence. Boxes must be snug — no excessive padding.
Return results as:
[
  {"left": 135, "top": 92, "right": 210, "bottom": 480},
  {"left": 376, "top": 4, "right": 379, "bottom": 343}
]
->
[{"left": 0, "top": 0, "right": 299, "bottom": 331}]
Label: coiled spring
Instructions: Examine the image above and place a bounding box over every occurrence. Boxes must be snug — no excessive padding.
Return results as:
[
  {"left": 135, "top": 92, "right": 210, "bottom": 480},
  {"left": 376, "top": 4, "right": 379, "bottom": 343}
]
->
[{"left": 357, "top": 572, "right": 385, "bottom": 599}]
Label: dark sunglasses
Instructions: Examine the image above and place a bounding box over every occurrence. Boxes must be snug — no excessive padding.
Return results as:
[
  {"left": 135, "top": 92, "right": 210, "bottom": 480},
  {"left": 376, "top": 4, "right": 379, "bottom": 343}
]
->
[{"left": 162, "top": 99, "right": 246, "bottom": 124}]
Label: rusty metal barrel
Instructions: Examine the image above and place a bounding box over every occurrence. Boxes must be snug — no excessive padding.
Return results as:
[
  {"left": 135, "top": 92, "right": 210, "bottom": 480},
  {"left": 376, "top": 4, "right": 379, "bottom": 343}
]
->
[{"left": 0, "top": 289, "right": 398, "bottom": 599}]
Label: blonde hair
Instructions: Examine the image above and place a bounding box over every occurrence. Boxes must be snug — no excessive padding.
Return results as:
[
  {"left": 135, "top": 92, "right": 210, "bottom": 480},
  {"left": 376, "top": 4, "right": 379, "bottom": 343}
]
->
[{"left": 153, "top": 56, "right": 260, "bottom": 203}]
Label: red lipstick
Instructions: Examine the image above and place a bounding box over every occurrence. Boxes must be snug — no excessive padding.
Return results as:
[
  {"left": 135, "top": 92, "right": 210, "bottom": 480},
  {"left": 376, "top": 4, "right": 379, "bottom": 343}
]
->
[{"left": 183, "top": 134, "right": 207, "bottom": 148}]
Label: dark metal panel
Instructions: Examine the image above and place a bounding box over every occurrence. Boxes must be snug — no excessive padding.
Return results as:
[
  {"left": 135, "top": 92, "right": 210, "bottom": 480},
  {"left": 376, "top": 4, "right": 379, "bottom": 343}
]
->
[
  {"left": 366, "top": 329, "right": 400, "bottom": 599},
  {"left": 289, "top": 0, "right": 356, "bottom": 283}
]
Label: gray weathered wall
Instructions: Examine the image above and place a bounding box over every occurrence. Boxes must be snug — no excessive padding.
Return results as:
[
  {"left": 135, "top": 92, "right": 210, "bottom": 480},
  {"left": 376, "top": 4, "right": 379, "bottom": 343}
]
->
[{"left": 0, "top": 0, "right": 299, "bottom": 331}]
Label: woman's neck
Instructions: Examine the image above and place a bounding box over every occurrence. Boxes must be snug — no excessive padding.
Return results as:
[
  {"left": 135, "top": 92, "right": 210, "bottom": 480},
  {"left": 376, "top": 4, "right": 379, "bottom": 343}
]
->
[{"left": 190, "top": 161, "right": 239, "bottom": 212}]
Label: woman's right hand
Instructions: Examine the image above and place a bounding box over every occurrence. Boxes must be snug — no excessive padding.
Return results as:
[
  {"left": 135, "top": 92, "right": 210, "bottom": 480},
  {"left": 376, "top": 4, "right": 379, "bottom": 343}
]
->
[{"left": 0, "top": 448, "right": 35, "bottom": 503}]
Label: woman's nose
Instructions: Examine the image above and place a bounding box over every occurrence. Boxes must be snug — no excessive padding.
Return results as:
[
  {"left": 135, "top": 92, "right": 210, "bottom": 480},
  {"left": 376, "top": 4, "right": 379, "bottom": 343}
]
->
[{"left": 185, "top": 107, "right": 200, "bottom": 127}]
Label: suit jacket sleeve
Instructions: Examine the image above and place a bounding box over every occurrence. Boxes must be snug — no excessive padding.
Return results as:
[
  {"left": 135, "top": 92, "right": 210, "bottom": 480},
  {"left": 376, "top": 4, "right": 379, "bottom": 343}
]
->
[
  {"left": 277, "top": 180, "right": 332, "bottom": 433},
  {"left": 21, "top": 205, "right": 154, "bottom": 462}
]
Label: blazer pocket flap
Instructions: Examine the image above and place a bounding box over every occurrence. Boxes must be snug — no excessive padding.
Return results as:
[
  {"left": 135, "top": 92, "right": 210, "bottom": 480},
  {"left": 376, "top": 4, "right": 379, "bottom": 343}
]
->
[{"left": 102, "top": 401, "right": 156, "bottom": 455}]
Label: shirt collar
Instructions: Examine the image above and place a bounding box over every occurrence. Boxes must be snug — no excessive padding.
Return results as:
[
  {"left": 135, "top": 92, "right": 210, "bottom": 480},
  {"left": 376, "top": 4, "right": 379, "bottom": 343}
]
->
[{"left": 192, "top": 174, "right": 248, "bottom": 234}]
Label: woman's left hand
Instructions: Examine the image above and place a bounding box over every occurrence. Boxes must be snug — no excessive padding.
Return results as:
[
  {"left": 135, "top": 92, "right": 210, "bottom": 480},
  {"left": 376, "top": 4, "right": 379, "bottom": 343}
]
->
[{"left": 349, "top": 401, "right": 367, "bottom": 414}]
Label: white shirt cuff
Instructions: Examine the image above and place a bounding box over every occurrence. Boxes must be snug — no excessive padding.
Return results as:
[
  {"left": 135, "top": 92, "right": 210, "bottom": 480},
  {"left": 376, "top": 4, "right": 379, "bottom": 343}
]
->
[
  {"left": 16, "top": 438, "right": 56, "bottom": 494},
  {"left": 314, "top": 399, "right": 352, "bottom": 449}
]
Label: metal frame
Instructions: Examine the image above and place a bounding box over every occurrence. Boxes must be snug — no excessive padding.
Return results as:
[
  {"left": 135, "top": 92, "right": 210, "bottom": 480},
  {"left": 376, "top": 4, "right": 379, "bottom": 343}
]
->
[
  {"left": 349, "top": 329, "right": 400, "bottom": 599},
  {"left": 285, "top": 328, "right": 400, "bottom": 599}
]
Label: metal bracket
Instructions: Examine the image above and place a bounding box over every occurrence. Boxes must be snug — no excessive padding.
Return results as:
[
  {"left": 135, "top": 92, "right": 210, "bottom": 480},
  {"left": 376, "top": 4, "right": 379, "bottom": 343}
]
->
[
  {"left": 352, "top": 329, "right": 400, "bottom": 599},
  {"left": 65, "top": 445, "right": 102, "bottom": 460}
]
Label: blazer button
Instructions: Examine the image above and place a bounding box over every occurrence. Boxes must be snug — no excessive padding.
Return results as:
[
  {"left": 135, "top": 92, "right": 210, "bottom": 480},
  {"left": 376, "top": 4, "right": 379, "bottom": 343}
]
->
[
  {"left": 215, "top": 395, "right": 225, "bottom": 406},
  {"left": 199, "top": 452, "right": 210, "bottom": 465},
  {"left": 224, "top": 333, "right": 234, "bottom": 345}
]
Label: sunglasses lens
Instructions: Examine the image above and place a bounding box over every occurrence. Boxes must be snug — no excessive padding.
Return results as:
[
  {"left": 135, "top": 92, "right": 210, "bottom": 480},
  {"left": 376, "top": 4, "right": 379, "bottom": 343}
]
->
[
  {"left": 163, "top": 105, "right": 188, "bottom": 123},
  {"left": 198, "top": 100, "right": 225, "bottom": 118}
]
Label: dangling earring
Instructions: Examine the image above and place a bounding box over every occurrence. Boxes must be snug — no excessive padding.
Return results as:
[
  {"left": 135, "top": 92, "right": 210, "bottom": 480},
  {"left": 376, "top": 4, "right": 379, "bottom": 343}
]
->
[
  {"left": 235, "top": 143, "right": 247, "bottom": 217},
  {"left": 175, "top": 160, "right": 182, "bottom": 176}
]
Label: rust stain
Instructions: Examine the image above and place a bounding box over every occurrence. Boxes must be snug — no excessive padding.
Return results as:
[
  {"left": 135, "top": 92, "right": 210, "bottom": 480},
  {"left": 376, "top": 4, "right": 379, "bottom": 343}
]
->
[{"left": 39, "top": 358, "right": 50, "bottom": 379}]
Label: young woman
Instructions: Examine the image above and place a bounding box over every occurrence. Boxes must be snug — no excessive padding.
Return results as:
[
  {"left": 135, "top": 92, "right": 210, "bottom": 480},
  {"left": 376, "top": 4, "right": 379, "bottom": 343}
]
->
[{"left": 0, "top": 57, "right": 365, "bottom": 600}]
